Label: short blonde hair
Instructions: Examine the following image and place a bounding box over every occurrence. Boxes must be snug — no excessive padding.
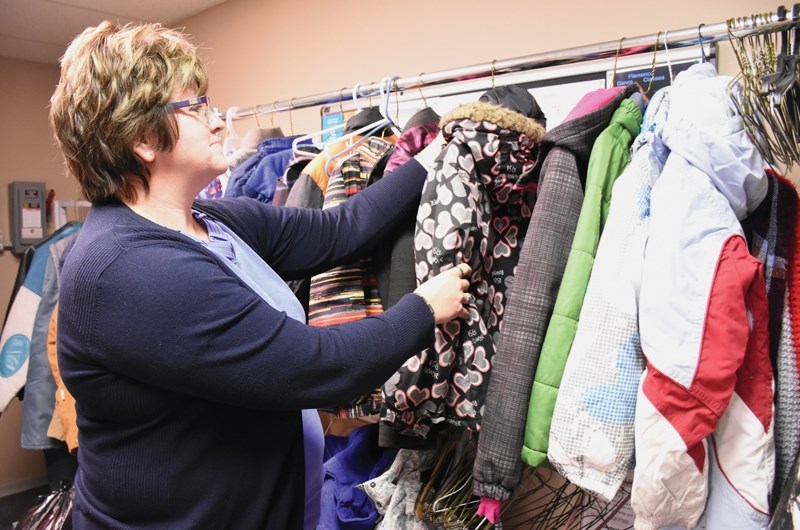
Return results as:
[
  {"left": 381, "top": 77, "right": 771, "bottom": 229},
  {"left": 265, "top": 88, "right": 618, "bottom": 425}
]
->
[{"left": 49, "top": 21, "right": 208, "bottom": 204}]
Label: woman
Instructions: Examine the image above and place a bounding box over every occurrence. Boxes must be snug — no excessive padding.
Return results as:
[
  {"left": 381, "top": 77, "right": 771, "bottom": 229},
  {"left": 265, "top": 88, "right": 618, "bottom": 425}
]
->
[{"left": 49, "top": 21, "right": 470, "bottom": 529}]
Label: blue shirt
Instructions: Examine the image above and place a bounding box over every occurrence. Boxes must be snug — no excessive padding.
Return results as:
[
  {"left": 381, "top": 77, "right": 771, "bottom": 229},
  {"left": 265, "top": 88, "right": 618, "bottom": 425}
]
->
[{"left": 191, "top": 210, "right": 323, "bottom": 530}]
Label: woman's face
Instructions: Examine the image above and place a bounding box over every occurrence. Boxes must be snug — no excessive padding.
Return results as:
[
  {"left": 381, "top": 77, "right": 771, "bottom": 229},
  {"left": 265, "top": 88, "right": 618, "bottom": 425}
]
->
[{"left": 159, "top": 87, "right": 228, "bottom": 188}]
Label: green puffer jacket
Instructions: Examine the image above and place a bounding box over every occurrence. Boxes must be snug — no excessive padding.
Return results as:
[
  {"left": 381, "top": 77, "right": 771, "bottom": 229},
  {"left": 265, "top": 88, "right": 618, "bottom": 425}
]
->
[{"left": 521, "top": 97, "right": 642, "bottom": 467}]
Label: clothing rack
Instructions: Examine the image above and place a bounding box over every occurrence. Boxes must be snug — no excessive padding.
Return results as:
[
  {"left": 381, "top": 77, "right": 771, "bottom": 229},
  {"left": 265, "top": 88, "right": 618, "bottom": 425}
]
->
[{"left": 229, "top": 7, "right": 797, "bottom": 121}]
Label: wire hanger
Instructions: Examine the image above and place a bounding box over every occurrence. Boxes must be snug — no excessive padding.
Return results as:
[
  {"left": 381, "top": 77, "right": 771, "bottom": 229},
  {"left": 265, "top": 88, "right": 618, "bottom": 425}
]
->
[
  {"left": 645, "top": 31, "right": 662, "bottom": 95},
  {"left": 418, "top": 73, "right": 429, "bottom": 107},
  {"left": 663, "top": 30, "right": 674, "bottom": 84},
  {"left": 612, "top": 37, "right": 626, "bottom": 79},
  {"left": 728, "top": 7, "right": 800, "bottom": 169},
  {"left": 393, "top": 78, "right": 401, "bottom": 126},
  {"left": 288, "top": 98, "right": 296, "bottom": 136}
]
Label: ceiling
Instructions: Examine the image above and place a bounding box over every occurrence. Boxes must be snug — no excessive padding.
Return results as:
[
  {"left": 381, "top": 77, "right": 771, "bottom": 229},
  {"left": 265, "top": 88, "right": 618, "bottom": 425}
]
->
[{"left": 0, "top": 0, "right": 228, "bottom": 65}]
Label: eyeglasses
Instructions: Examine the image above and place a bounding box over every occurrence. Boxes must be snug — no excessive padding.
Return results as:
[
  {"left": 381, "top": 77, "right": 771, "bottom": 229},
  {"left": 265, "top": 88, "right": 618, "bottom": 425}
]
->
[{"left": 169, "top": 95, "right": 221, "bottom": 124}]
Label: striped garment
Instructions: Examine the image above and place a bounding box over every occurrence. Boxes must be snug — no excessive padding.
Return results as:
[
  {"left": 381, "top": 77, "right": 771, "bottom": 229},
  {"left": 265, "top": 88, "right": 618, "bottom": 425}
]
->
[
  {"left": 742, "top": 171, "right": 799, "bottom": 506},
  {"left": 309, "top": 137, "right": 395, "bottom": 418},
  {"left": 308, "top": 137, "right": 395, "bottom": 327}
]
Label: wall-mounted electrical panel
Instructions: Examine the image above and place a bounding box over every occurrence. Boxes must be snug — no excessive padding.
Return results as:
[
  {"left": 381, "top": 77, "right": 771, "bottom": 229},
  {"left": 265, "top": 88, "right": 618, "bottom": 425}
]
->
[{"left": 8, "top": 181, "right": 46, "bottom": 254}]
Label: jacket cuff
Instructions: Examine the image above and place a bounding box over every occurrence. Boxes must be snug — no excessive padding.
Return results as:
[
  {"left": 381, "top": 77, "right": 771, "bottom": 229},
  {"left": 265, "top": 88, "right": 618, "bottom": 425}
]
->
[{"left": 471, "top": 481, "right": 512, "bottom": 502}]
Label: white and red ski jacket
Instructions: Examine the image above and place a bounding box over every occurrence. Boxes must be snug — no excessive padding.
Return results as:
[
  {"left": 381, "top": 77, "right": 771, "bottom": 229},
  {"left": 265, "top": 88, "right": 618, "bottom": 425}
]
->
[{"left": 633, "top": 63, "right": 773, "bottom": 530}]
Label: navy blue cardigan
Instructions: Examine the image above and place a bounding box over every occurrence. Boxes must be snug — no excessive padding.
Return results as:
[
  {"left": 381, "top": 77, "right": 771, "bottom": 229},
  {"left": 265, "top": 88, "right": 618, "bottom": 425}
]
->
[{"left": 58, "top": 159, "right": 433, "bottom": 529}]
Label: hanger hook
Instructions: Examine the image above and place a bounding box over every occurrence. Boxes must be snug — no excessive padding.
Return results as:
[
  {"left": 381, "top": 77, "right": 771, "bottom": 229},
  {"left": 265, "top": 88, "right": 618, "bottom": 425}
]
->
[
  {"left": 253, "top": 104, "right": 263, "bottom": 128},
  {"left": 697, "top": 23, "right": 709, "bottom": 63},
  {"left": 417, "top": 73, "right": 429, "bottom": 107},
  {"left": 352, "top": 81, "right": 365, "bottom": 111},
  {"left": 379, "top": 76, "right": 399, "bottom": 123},
  {"left": 338, "top": 87, "right": 347, "bottom": 116},
  {"left": 490, "top": 59, "right": 497, "bottom": 89},
  {"left": 268, "top": 101, "right": 277, "bottom": 128},
  {"left": 646, "top": 31, "right": 662, "bottom": 94},
  {"left": 663, "top": 29, "right": 674, "bottom": 84},
  {"left": 288, "top": 97, "right": 296, "bottom": 135},
  {"left": 392, "top": 78, "right": 401, "bottom": 126},
  {"left": 612, "top": 36, "right": 626, "bottom": 79}
]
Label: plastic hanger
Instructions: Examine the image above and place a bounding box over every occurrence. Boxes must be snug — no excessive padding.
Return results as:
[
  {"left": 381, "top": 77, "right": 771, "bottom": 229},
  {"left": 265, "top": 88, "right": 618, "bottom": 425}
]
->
[
  {"left": 291, "top": 123, "right": 345, "bottom": 155},
  {"left": 663, "top": 30, "right": 674, "bottom": 84},
  {"left": 771, "top": 4, "right": 799, "bottom": 106},
  {"left": 773, "top": 5, "right": 800, "bottom": 149},
  {"left": 290, "top": 87, "right": 351, "bottom": 158},
  {"left": 324, "top": 77, "right": 399, "bottom": 154},
  {"left": 323, "top": 77, "right": 401, "bottom": 176},
  {"left": 697, "top": 24, "right": 709, "bottom": 63},
  {"left": 223, "top": 106, "right": 242, "bottom": 156}
]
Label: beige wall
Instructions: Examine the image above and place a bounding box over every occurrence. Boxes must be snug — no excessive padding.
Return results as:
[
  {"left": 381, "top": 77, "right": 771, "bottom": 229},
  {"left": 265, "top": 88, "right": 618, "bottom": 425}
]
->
[
  {"left": 0, "top": 56, "right": 76, "bottom": 495},
  {"left": 0, "top": 0, "right": 785, "bottom": 494},
  {"left": 183, "top": 0, "right": 781, "bottom": 133}
]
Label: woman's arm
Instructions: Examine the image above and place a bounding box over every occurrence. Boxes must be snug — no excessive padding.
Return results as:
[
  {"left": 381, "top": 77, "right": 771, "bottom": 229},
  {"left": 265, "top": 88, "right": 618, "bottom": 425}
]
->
[
  {"left": 265, "top": 158, "right": 429, "bottom": 277},
  {"left": 58, "top": 241, "right": 435, "bottom": 410}
]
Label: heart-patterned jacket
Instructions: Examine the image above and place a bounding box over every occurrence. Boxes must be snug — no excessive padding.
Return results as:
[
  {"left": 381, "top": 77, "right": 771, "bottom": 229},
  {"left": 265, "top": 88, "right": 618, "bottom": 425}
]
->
[{"left": 381, "top": 91, "right": 544, "bottom": 439}]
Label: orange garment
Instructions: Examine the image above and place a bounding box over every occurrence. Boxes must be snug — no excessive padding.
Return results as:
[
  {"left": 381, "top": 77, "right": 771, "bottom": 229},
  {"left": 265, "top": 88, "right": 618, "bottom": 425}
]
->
[
  {"left": 304, "top": 134, "right": 397, "bottom": 195},
  {"left": 46, "top": 305, "right": 78, "bottom": 453}
]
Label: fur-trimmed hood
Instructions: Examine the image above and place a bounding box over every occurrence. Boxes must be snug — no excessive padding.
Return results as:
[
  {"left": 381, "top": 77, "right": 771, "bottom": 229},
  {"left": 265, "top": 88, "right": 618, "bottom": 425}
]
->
[{"left": 439, "top": 101, "right": 545, "bottom": 143}]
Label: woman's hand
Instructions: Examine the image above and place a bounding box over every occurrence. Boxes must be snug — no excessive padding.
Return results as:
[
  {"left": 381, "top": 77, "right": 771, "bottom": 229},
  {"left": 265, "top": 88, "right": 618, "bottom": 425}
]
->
[{"left": 414, "top": 263, "right": 472, "bottom": 324}]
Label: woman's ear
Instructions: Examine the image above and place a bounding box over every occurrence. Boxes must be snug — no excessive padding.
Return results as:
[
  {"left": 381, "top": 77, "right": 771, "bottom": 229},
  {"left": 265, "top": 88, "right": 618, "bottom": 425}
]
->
[{"left": 133, "top": 137, "right": 156, "bottom": 163}]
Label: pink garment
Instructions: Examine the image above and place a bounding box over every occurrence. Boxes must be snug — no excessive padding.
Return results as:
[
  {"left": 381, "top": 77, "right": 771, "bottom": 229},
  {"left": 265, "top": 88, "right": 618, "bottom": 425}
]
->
[
  {"left": 477, "top": 497, "right": 503, "bottom": 524},
  {"left": 563, "top": 86, "right": 627, "bottom": 122},
  {"left": 384, "top": 122, "right": 440, "bottom": 174}
]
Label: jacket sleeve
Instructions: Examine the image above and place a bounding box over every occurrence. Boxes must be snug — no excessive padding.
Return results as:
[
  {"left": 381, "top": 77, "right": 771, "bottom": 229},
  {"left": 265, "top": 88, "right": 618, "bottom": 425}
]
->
[
  {"left": 472, "top": 148, "right": 584, "bottom": 501},
  {"left": 222, "top": 159, "right": 428, "bottom": 281}
]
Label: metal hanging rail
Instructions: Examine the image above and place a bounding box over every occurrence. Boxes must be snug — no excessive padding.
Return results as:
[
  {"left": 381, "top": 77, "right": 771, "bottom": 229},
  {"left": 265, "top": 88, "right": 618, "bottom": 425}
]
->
[{"left": 229, "top": 8, "right": 796, "bottom": 121}]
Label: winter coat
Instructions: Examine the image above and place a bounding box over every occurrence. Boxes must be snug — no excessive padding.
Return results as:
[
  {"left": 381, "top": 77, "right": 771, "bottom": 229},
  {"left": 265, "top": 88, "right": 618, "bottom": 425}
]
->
[
  {"left": 308, "top": 137, "right": 395, "bottom": 328},
  {"left": 381, "top": 90, "right": 544, "bottom": 439},
  {"left": 47, "top": 305, "right": 78, "bottom": 453},
  {"left": 0, "top": 223, "right": 82, "bottom": 413},
  {"left": 21, "top": 231, "right": 80, "bottom": 449},
  {"left": 226, "top": 136, "right": 307, "bottom": 203},
  {"left": 309, "top": 137, "right": 395, "bottom": 419},
  {"left": 632, "top": 62, "right": 772, "bottom": 530}
]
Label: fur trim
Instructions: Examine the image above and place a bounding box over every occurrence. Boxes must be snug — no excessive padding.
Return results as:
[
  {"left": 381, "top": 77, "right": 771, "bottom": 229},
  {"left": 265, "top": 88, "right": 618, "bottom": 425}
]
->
[{"left": 439, "top": 101, "right": 545, "bottom": 142}]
